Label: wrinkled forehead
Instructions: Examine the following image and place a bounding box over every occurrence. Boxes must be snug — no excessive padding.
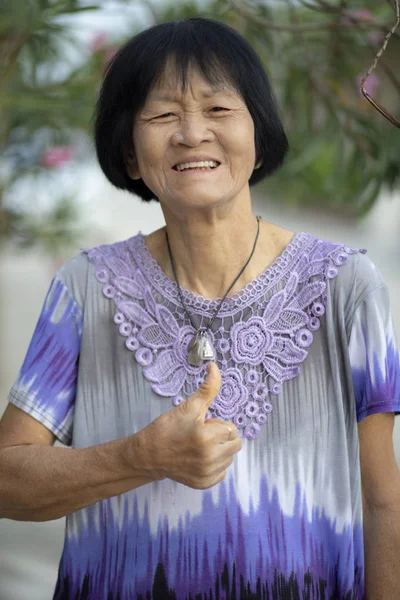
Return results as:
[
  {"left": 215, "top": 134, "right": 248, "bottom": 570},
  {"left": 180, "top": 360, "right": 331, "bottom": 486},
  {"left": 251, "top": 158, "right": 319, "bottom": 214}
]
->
[{"left": 147, "top": 56, "right": 241, "bottom": 101}]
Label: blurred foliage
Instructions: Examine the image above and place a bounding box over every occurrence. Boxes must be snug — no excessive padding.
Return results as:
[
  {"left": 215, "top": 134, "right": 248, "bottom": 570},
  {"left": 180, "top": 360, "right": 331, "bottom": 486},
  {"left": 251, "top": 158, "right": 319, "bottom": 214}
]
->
[
  {"left": 6, "top": 196, "right": 83, "bottom": 253},
  {"left": 0, "top": 0, "right": 399, "bottom": 251}
]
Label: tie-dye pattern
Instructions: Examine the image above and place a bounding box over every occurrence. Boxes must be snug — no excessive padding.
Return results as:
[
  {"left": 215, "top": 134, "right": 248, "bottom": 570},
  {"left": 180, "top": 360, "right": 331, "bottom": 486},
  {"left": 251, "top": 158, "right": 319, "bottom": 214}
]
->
[
  {"left": 8, "top": 276, "right": 81, "bottom": 445},
  {"left": 349, "top": 283, "right": 400, "bottom": 422},
  {"left": 7, "top": 237, "right": 400, "bottom": 599},
  {"left": 54, "top": 476, "right": 364, "bottom": 600}
]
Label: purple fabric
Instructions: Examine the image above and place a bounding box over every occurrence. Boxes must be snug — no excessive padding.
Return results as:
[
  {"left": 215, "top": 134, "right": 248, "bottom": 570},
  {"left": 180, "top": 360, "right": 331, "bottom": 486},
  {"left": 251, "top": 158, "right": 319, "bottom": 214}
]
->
[
  {"left": 85, "top": 233, "right": 367, "bottom": 440},
  {"left": 9, "top": 277, "right": 81, "bottom": 445},
  {"left": 348, "top": 278, "right": 400, "bottom": 423},
  {"left": 53, "top": 475, "right": 364, "bottom": 600}
]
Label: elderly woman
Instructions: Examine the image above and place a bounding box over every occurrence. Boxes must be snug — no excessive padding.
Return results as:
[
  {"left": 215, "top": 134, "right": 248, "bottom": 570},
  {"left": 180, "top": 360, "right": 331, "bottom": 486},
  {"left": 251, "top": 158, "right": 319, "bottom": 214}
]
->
[{"left": 1, "top": 17, "right": 399, "bottom": 600}]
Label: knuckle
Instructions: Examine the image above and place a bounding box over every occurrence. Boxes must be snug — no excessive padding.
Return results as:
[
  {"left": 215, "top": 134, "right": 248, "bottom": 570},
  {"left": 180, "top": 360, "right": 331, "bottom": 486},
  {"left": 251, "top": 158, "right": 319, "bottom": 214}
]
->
[
  {"left": 229, "top": 423, "right": 238, "bottom": 437},
  {"left": 196, "top": 381, "right": 212, "bottom": 399},
  {"left": 198, "top": 468, "right": 227, "bottom": 490},
  {"left": 200, "top": 481, "right": 213, "bottom": 490},
  {"left": 216, "top": 471, "right": 227, "bottom": 485},
  {"left": 192, "top": 478, "right": 211, "bottom": 490},
  {"left": 196, "top": 464, "right": 208, "bottom": 478},
  {"left": 197, "top": 458, "right": 214, "bottom": 477}
]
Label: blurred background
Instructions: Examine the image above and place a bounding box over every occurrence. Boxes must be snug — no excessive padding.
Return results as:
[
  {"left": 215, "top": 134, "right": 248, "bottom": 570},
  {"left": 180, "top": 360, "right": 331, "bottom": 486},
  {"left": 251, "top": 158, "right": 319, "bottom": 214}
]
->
[{"left": 0, "top": 0, "right": 399, "bottom": 598}]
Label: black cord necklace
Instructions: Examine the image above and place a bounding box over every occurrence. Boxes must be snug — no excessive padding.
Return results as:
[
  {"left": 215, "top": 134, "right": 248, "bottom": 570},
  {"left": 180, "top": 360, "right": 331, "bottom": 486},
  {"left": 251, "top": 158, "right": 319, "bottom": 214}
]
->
[{"left": 165, "top": 215, "right": 261, "bottom": 366}]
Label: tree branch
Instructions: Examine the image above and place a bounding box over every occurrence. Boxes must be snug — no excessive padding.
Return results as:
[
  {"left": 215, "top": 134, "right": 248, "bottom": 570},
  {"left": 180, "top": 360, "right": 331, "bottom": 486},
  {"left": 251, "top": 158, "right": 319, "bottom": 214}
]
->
[
  {"left": 357, "top": 0, "right": 400, "bottom": 127},
  {"left": 0, "top": 32, "right": 30, "bottom": 89},
  {"left": 230, "top": 0, "right": 400, "bottom": 127},
  {"left": 229, "top": 0, "right": 399, "bottom": 39},
  {"left": 297, "top": 1, "right": 338, "bottom": 13},
  {"left": 286, "top": 0, "right": 374, "bottom": 156}
]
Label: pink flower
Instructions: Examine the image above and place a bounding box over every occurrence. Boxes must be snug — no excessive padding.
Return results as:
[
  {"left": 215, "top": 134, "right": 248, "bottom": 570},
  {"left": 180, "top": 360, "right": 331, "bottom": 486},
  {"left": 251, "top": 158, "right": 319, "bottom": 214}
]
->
[
  {"left": 340, "top": 9, "right": 372, "bottom": 26},
  {"left": 41, "top": 146, "right": 75, "bottom": 168},
  {"left": 90, "top": 32, "right": 108, "bottom": 52},
  {"left": 368, "top": 31, "right": 385, "bottom": 46},
  {"left": 350, "top": 9, "right": 372, "bottom": 21},
  {"left": 357, "top": 73, "right": 380, "bottom": 97}
]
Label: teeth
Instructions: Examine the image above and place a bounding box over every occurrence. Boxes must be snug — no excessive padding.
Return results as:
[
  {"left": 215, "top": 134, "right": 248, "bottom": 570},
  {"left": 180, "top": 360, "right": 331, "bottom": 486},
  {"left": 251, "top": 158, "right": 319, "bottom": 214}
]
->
[{"left": 176, "top": 160, "right": 219, "bottom": 171}]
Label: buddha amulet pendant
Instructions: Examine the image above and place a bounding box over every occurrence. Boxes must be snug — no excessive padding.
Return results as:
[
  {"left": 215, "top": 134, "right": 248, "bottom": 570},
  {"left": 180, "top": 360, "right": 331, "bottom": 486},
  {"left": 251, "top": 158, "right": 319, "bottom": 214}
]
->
[{"left": 188, "top": 330, "right": 215, "bottom": 366}]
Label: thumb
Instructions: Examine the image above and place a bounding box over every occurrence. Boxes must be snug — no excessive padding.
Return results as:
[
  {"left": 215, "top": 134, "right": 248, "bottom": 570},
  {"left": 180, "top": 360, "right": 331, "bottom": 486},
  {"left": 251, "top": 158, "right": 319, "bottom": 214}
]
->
[{"left": 181, "top": 362, "right": 221, "bottom": 418}]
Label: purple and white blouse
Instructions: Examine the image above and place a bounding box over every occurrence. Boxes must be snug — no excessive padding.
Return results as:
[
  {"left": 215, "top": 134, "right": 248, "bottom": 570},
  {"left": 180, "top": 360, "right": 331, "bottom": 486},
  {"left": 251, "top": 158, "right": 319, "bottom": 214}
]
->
[{"left": 7, "top": 231, "right": 400, "bottom": 599}]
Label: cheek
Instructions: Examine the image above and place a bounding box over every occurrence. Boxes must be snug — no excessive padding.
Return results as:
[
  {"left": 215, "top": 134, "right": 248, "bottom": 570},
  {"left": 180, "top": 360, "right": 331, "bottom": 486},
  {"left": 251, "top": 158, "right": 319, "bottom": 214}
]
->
[
  {"left": 228, "top": 118, "right": 255, "bottom": 152},
  {"left": 134, "top": 134, "right": 160, "bottom": 172},
  {"left": 142, "top": 127, "right": 169, "bottom": 156},
  {"left": 230, "top": 128, "right": 256, "bottom": 168},
  {"left": 132, "top": 134, "right": 171, "bottom": 188}
]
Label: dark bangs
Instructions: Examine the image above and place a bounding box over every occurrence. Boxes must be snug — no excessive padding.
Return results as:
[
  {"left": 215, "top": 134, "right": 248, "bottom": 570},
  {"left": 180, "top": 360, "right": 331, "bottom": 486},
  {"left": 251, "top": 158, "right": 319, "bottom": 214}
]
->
[{"left": 94, "top": 18, "right": 289, "bottom": 202}]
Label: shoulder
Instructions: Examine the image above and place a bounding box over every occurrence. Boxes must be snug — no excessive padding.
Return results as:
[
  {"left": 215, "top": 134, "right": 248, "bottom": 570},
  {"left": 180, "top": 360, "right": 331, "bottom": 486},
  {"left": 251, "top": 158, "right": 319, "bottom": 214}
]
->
[
  {"left": 54, "top": 233, "right": 142, "bottom": 308},
  {"left": 299, "top": 234, "right": 387, "bottom": 325},
  {"left": 328, "top": 244, "right": 384, "bottom": 303},
  {"left": 53, "top": 252, "right": 91, "bottom": 312},
  {"left": 306, "top": 234, "right": 383, "bottom": 296}
]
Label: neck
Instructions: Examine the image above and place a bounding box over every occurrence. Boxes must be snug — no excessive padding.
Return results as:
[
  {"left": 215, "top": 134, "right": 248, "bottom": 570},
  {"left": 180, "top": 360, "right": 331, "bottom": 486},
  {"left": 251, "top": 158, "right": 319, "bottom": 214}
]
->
[
  {"left": 167, "top": 212, "right": 260, "bottom": 300},
  {"left": 145, "top": 206, "right": 290, "bottom": 301}
]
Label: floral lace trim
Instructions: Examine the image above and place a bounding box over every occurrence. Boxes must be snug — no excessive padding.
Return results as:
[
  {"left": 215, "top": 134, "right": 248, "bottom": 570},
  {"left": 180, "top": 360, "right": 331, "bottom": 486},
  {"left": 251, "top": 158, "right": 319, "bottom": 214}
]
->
[
  {"left": 84, "top": 234, "right": 366, "bottom": 441},
  {"left": 132, "top": 231, "right": 311, "bottom": 315}
]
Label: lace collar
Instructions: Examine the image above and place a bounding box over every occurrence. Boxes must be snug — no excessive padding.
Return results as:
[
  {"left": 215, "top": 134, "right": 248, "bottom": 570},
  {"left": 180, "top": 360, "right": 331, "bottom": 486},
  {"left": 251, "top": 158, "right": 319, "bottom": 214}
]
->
[
  {"left": 85, "top": 233, "right": 366, "bottom": 440},
  {"left": 130, "top": 231, "right": 311, "bottom": 315}
]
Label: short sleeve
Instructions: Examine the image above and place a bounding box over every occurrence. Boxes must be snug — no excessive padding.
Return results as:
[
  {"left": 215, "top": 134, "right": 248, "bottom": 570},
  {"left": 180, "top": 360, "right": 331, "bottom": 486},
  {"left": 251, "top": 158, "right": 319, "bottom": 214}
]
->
[
  {"left": 7, "top": 275, "right": 82, "bottom": 445},
  {"left": 349, "top": 281, "right": 400, "bottom": 423}
]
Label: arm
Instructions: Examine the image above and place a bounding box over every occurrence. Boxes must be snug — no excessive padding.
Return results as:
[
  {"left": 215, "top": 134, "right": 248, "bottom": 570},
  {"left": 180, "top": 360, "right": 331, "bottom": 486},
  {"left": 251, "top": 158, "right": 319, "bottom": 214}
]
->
[
  {"left": 0, "top": 363, "right": 241, "bottom": 522},
  {"left": 0, "top": 404, "right": 153, "bottom": 522},
  {"left": 358, "top": 412, "right": 400, "bottom": 599}
]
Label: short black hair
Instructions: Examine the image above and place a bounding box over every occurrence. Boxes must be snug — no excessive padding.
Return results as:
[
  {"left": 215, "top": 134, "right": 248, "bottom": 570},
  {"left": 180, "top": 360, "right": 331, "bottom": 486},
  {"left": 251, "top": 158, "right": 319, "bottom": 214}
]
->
[{"left": 94, "top": 17, "right": 289, "bottom": 202}]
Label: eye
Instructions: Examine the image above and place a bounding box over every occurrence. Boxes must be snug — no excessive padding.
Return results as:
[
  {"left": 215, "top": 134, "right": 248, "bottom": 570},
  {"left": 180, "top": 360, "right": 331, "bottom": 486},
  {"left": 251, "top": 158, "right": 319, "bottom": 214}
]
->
[
  {"left": 210, "top": 107, "right": 228, "bottom": 112},
  {"left": 156, "top": 112, "right": 174, "bottom": 119}
]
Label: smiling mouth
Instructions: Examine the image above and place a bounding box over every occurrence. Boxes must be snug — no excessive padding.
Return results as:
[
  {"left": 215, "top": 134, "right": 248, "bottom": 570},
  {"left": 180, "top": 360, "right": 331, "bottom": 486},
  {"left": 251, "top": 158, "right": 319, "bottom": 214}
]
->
[{"left": 172, "top": 162, "right": 221, "bottom": 172}]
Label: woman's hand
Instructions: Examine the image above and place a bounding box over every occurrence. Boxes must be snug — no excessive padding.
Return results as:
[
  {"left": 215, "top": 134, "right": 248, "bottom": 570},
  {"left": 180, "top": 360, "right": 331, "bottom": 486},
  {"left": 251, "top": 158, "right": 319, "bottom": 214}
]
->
[{"left": 136, "top": 362, "right": 243, "bottom": 489}]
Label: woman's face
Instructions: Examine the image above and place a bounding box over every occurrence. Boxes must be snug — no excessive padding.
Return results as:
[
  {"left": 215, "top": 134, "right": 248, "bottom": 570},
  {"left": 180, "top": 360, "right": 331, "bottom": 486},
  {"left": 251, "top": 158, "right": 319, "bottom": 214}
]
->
[{"left": 129, "top": 62, "right": 259, "bottom": 216}]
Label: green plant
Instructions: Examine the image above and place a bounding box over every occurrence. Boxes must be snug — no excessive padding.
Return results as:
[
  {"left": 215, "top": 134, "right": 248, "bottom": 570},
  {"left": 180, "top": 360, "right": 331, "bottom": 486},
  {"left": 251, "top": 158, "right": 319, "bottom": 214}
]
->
[{"left": 1, "top": 0, "right": 399, "bottom": 252}]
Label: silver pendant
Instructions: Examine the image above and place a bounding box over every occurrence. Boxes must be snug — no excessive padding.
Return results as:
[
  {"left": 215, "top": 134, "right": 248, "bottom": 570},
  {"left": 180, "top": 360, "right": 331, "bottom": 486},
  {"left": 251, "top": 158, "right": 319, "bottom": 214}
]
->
[{"left": 188, "top": 330, "right": 215, "bottom": 366}]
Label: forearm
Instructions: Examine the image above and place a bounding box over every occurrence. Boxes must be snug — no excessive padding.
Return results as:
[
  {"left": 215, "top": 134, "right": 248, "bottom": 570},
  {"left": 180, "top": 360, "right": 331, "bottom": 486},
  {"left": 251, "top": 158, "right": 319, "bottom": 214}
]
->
[
  {"left": 0, "top": 433, "right": 154, "bottom": 522},
  {"left": 363, "top": 504, "right": 400, "bottom": 599}
]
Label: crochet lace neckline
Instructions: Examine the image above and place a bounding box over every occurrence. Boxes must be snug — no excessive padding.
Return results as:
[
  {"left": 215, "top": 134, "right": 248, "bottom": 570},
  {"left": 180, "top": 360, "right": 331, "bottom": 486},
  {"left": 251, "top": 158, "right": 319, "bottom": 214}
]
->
[
  {"left": 132, "top": 231, "right": 309, "bottom": 314},
  {"left": 85, "top": 231, "right": 365, "bottom": 440}
]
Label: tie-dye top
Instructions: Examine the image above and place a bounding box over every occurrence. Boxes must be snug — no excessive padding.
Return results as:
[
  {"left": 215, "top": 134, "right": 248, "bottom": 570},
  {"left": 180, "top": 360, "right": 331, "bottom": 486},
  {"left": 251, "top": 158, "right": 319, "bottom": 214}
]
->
[{"left": 7, "top": 231, "right": 400, "bottom": 600}]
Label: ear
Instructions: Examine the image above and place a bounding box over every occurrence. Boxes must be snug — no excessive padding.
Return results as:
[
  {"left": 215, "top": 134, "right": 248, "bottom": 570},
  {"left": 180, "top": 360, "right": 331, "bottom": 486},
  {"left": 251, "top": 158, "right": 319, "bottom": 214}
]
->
[
  {"left": 255, "top": 159, "right": 263, "bottom": 169},
  {"left": 126, "top": 150, "right": 141, "bottom": 180}
]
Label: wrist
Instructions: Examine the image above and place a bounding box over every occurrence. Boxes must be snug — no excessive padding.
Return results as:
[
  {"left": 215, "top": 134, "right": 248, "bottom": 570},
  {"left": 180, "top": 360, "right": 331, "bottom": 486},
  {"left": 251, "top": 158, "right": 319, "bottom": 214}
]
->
[
  {"left": 87, "top": 433, "right": 155, "bottom": 486},
  {"left": 133, "top": 424, "right": 167, "bottom": 482}
]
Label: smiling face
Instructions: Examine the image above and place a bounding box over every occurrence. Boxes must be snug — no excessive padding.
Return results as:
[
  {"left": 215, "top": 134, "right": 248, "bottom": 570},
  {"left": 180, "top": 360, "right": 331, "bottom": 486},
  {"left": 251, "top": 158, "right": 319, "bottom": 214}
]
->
[{"left": 127, "top": 60, "right": 260, "bottom": 217}]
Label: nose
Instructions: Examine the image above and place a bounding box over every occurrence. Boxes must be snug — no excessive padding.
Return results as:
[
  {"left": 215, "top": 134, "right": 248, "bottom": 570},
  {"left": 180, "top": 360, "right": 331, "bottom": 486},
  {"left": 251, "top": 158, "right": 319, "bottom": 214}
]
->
[{"left": 171, "top": 115, "right": 215, "bottom": 147}]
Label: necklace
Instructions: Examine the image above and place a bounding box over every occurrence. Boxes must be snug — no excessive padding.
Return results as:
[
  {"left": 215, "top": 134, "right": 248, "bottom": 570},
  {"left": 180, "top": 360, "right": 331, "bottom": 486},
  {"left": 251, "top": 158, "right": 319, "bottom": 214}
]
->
[{"left": 165, "top": 215, "right": 261, "bottom": 366}]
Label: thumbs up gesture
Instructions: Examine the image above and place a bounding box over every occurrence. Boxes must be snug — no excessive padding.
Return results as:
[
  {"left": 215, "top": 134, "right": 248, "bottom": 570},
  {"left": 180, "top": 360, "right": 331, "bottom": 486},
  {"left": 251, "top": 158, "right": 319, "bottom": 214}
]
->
[{"left": 139, "top": 362, "right": 243, "bottom": 489}]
